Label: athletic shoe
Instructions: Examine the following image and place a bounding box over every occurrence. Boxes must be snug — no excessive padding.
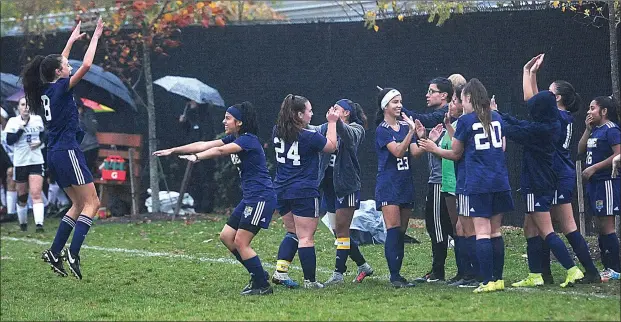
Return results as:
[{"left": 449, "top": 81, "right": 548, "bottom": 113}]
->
[
  {"left": 542, "top": 273, "right": 554, "bottom": 285},
  {"left": 64, "top": 248, "right": 82, "bottom": 280},
  {"left": 353, "top": 263, "right": 374, "bottom": 283},
  {"left": 303, "top": 280, "right": 325, "bottom": 289},
  {"left": 20, "top": 224, "right": 27, "bottom": 232},
  {"left": 511, "top": 273, "right": 544, "bottom": 288},
  {"left": 457, "top": 279, "right": 479, "bottom": 288},
  {"left": 578, "top": 271, "right": 603, "bottom": 284},
  {"left": 241, "top": 285, "right": 273, "bottom": 296},
  {"left": 448, "top": 278, "right": 470, "bottom": 287},
  {"left": 494, "top": 280, "right": 505, "bottom": 291},
  {"left": 390, "top": 276, "right": 416, "bottom": 288},
  {"left": 414, "top": 271, "right": 444, "bottom": 283},
  {"left": 35, "top": 224, "right": 44, "bottom": 233},
  {"left": 271, "top": 271, "right": 299, "bottom": 288},
  {"left": 601, "top": 268, "right": 620, "bottom": 281},
  {"left": 324, "top": 271, "right": 344, "bottom": 286},
  {"left": 243, "top": 270, "right": 269, "bottom": 293},
  {"left": 560, "top": 266, "right": 584, "bottom": 288},
  {"left": 473, "top": 281, "right": 497, "bottom": 293},
  {"left": 41, "top": 249, "right": 67, "bottom": 277},
  {"left": 446, "top": 274, "right": 463, "bottom": 285}
]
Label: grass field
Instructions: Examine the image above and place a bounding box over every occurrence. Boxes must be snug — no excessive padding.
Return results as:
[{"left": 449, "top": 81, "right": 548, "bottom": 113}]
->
[{"left": 1, "top": 214, "right": 620, "bottom": 321}]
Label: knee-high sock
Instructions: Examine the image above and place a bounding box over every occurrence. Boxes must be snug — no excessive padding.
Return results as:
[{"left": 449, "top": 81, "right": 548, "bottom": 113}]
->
[
  {"left": 335, "top": 237, "right": 350, "bottom": 273},
  {"left": 526, "top": 237, "right": 543, "bottom": 273},
  {"left": 566, "top": 230, "right": 598, "bottom": 275},
  {"left": 349, "top": 240, "right": 366, "bottom": 266},
  {"left": 476, "top": 238, "right": 493, "bottom": 284},
  {"left": 385, "top": 227, "right": 401, "bottom": 281},
  {"left": 298, "top": 246, "right": 317, "bottom": 282},
  {"left": 491, "top": 236, "right": 504, "bottom": 281},
  {"left": 544, "top": 233, "right": 575, "bottom": 270},
  {"left": 600, "top": 233, "right": 620, "bottom": 272},
  {"left": 276, "top": 232, "right": 298, "bottom": 273},
  {"left": 69, "top": 215, "right": 93, "bottom": 256}
]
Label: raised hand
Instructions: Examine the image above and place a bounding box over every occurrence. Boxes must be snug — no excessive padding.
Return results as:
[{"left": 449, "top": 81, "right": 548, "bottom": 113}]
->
[
  {"left": 530, "top": 53, "right": 544, "bottom": 74},
  {"left": 444, "top": 112, "right": 451, "bottom": 126},
  {"left": 402, "top": 113, "right": 415, "bottom": 132},
  {"left": 327, "top": 106, "right": 340, "bottom": 123},
  {"left": 490, "top": 95, "right": 497, "bottom": 111},
  {"left": 428, "top": 123, "right": 444, "bottom": 142},
  {"left": 153, "top": 148, "right": 175, "bottom": 156},
  {"left": 179, "top": 154, "right": 200, "bottom": 163},
  {"left": 523, "top": 54, "right": 542, "bottom": 73},
  {"left": 414, "top": 119, "right": 426, "bottom": 139},
  {"left": 69, "top": 21, "right": 87, "bottom": 43},
  {"left": 93, "top": 18, "right": 104, "bottom": 39},
  {"left": 585, "top": 114, "right": 593, "bottom": 130}
]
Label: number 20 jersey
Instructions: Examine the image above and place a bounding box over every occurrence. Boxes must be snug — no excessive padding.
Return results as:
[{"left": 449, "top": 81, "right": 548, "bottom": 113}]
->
[
  {"left": 453, "top": 112, "right": 510, "bottom": 195},
  {"left": 374, "top": 121, "right": 415, "bottom": 206},
  {"left": 43, "top": 78, "right": 82, "bottom": 151}
]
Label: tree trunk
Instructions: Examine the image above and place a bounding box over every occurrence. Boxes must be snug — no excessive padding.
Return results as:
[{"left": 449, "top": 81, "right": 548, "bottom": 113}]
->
[
  {"left": 610, "top": 1, "right": 620, "bottom": 106},
  {"left": 142, "top": 38, "right": 160, "bottom": 214}
]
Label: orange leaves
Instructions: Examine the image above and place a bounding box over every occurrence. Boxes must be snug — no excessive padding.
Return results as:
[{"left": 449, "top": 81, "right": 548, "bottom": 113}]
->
[
  {"left": 163, "top": 13, "right": 173, "bottom": 22},
  {"left": 215, "top": 15, "right": 226, "bottom": 27},
  {"left": 133, "top": 0, "right": 147, "bottom": 11}
]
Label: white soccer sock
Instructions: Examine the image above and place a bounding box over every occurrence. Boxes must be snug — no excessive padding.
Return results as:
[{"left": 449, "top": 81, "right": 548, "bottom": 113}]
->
[
  {"left": 48, "top": 183, "right": 58, "bottom": 205},
  {"left": 33, "top": 202, "right": 44, "bottom": 225},
  {"left": 17, "top": 203, "right": 27, "bottom": 225},
  {"left": 7, "top": 191, "right": 17, "bottom": 214}
]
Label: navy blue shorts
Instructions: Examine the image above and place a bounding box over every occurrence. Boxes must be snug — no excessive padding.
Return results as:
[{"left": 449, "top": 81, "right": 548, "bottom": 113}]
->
[
  {"left": 552, "top": 176, "right": 575, "bottom": 206},
  {"left": 13, "top": 163, "right": 45, "bottom": 182},
  {"left": 278, "top": 197, "right": 319, "bottom": 218},
  {"left": 586, "top": 179, "right": 620, "bottom": 217},
  {"left": 47, "top": 149, "right": 93, "bottom": 189},
  {"left": 321, "top": 180, "right": 360, "bottom": 213},
  {"left": 460, "top": 191, "right": 514, "bottom": 218},
  {"left": 377, "top": 201, "right": 414, "bottom": 211},
  {"left": 523, "top": 190, "right": 555, "bottom": 213},
  {"left": 227, "top": 197, "right": 276, "bottom": 232}
]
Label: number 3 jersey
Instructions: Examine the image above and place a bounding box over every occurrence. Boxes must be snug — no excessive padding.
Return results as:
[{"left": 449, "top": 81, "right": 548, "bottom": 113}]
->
[
  {"left": 454, "top": 111, "right": 510, "bottom": 195},
  {"left": 586, "top": 121, "right": 620, "bottom": 182},
  {"left": 43, "top": 78, "right": 83, "bottom": 151},
  {"left": 374, "top": 121, "right": 415, "bottom": 205},
  {"left": 4, "top": 115, "right": 45, "bottom": 167},
  {"left": 272, "top": 126, "right": 327, "bottom": 200}
]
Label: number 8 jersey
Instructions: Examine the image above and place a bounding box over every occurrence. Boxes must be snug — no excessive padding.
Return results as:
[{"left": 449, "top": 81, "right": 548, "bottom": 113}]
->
[
  {"left": 375, "top": 121, "right": 415, "bottom": 209},
  {"left": 42, "top": 78, "right": 83, "bottom": 151},
  {"left": 453, "top": 112, "right": 510, "bottom": 194},
  {"left": 272, "top": 126, "right": 327, "bottom": 200}
]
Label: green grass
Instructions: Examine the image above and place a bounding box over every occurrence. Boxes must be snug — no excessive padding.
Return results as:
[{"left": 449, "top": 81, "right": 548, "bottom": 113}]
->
[{"left": 1, "top": 215, "right": 619, "bottom": 321}]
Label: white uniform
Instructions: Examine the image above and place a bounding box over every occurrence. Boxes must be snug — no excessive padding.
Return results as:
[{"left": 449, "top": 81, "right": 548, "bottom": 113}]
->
[{"left": 4, "top": 115, "right": 45, "bottom": 167}]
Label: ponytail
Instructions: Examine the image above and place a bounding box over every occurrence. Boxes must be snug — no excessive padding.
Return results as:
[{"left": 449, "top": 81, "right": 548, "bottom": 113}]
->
[
  {"left": 20, "top": 54, "right": 62, "bottom": 118},
  {"left": 352, "top": 102, "right": 368, "bottom": 129},
  {"left": 553, "top": 80, "right": 582, "bottom": 114},
  {"left": 463, "top": 78, "right": 492, "bottom": 136}
]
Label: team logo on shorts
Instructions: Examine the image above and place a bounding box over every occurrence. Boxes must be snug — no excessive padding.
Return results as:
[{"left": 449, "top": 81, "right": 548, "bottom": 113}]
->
[
  {"left": 337, "top": 197, "right": 344, "bottom": 204},
  {"left": 596, "top": 200, "right": 604, "bottom": 211},
  {"left": 244, "top": 206, "right": 254, "bottom": 218}
]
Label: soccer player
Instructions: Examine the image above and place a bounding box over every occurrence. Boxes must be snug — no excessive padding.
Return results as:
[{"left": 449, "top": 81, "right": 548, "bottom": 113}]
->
[
  {"left": 314, "top": 98, "right": 374, "bottom": 285},
  {"left": 155, "top": 101, "right": 276, "bottom": 295},
  {"left": 271, "top": 94, "right": 339, "bottom": 289},
  {"left": 375, "top": 87, "right": 426, "bottom": 288},
  {"left": 4, "top": 97, "right": 46, "bottom": 232},
  {"left": 514, "top": 55, "right": 600, "bottom": 287},
  {"left": 21, "top": 19, "right": 104, "bottom": 279},
  {"left": 578, "top": 95, "right": 620, "bottom": 281},
  {"left": 1, "top": 108, "right": 17, "bottom": 222},
  {"left": 420, "top": 78, "right": 512, "bottom": 293}
]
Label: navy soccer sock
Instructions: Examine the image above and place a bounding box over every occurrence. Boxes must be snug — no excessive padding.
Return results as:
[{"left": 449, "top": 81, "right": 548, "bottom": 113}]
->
[
  {"left": 244, "top": 255, "right": 269, "bottom": 288},
  {"left": 276, "top": 232, "right": 298, "bottom": 273},
  {"left": 526, "top": 237, "right": 543, "bottom": 273},
  {"left": 466, "top": 236, "right": 479, "bottom": 279},
  {"left": 601, "top": 233, "right": 621, "bottom": 272},
  {"left": 598, "top": 235, "right": 610, "bottom": 269},
  {"left": 491, "top": 236, "right": 505, "bottom": 281},
  {"left": 385, "top": 227, "right": 401, "bottom": 281},
  {"left": 566, "top": 230, "right": 598, "bottom": 275},
  {"left": 476, "top": 238, "right": 493, "bottom": 284},
  {"left": 544, "top": 233, "right": 575, "bottom": 270},
  {"left": 349, "top": 240, "right": 366, "bottom": 266},
  {"left": 454, "top": 236, "right": 465, "bottom": 277},
  {"left": 298, "top": 246, "right": 317, "bottom": 282},
  {"left": 50, "top": 215, "right": 76, "bottom": 255},
  {"left": 69, "top": 215, "right": 93, "bottom": 256},
  {"left": 335, "top": 237, "right": 350, "bottom": 273},
  {"left": 540, "top": 237, "right": 552, "bottom": 276}
]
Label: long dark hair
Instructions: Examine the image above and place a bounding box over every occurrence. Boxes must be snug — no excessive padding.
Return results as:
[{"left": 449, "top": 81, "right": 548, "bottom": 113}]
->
[
  {"left": 463, "top": 78, "right": 492, "bottom": 136},
  {"left": 234, "top": 101, "right": 258, "bottom": 135},
  {"left": 338, "top": 99, "right": 368, "bottom": 129},
  {"left": 20, "top": 54, "right": 62, "bottom": 117},
  {"left": 275, "top": 94, "right": 308, "bottom": 143},
  {"left": 553, "top": 80, "right": 582, "bottom": 113},
  {"left": 593, "top": 96, "right": 619, "bottom": 124}
]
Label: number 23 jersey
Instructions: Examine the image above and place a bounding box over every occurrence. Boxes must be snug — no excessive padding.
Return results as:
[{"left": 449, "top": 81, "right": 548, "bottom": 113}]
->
[
  {"left": 453, "top": 112, "right": 510, "bottom": 195},
  {"left": 272, "top": 126, "right": 327, "bottom": 200},
  {"left": 375, "top": 121, "right": 415, "bottom": 206}
]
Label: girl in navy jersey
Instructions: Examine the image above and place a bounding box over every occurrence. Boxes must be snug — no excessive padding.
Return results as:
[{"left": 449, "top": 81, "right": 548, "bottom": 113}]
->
[
  {"left": 154, "top": 101, "right": 276, "bottom": 295},
  {"left": 420, "top": 79, "right": 512, "bottom": 293},
  {"left": 21, "top": 19, "right": 103, "bottom": 279},
  {"left": 578, "top": 96, "right": 620, "bottom": 281},
  {"left": 375, "top": 88, "right": 426, "bottom": 288},
  {"left": 271, "top": 94, "right": 339, "bottom": 289},
  {"left": 514, "top": 55, "right": 600, "bottom": 287}
]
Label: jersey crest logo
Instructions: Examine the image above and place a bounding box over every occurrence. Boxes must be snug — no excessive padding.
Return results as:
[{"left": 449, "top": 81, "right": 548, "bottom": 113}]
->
[
  {"left": 244, "top": 206, "right": 253, "bottom": 218},
  {"left": 596, "top": 200, "right": 604, "bottom": 211},
  {"left": 587, "top": 138, "right": 598, "bottom": 148},
  {"left": 337, "top": 197, "right": 344, "bottom": 204}
]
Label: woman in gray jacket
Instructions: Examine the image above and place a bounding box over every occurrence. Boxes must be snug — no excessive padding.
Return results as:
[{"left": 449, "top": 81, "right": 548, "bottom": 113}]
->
[{"left": 317, "top": 99, "right": 375, "bottom": 285}]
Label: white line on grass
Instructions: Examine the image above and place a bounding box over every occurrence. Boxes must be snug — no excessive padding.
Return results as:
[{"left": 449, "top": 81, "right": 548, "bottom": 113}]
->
[{"left": 2, "top": 236, "right": 619, "bottom": 299}]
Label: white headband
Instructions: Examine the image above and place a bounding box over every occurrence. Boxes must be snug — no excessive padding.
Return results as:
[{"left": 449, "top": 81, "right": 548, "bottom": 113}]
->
[{"left": 381, "top": 89, "right": 401, "bottom": 110}]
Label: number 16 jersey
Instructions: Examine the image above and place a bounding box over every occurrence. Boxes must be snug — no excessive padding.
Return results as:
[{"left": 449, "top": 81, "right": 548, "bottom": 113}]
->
[{"left": 375, "top": 121, "right": 415, "bottom": 208}]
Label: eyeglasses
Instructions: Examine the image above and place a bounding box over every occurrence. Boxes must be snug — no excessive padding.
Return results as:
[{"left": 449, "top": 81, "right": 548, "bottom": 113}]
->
[{"left": 427, "top": 88, "right": 442, "bottom": 95}]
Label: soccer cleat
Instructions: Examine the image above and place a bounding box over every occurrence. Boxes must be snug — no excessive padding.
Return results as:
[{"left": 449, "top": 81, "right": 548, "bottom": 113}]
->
[
  {"left": 41, "top": 249, "right": 67, "bottom": 277},
  {"left": 303, "top": 280, "right": 325, "bottom": 289},
  {"left": 560, "top": 266, "right": 584, "bottom": 288},
  {"left": 390, "top": 276, "right": 416, "bottom": 288},
  {"left": 353, "top": 263, "right": 374, "bottom": 283},
  {"left": 448, "top": 278, "right": 470, "bottom": 287},
  {"left": 578, "top": 271, "right": 603, "bottom": 284},
  {"left": 542, "top": 273, "right": 554, "bottom": 285},
  {"left": 457, "top": 279, "right": 480, "bottom": 288},
  {"left": 446, "top": 274, "right": 463, "bottom": 285},
  {"left": 511, "top": 273, "right": 544, "bottom": 288},
  {"left": 324, "top": 271, "right": 344, "bottom": 286},
  {"left": 600, "top": 268, "right": 620, "bottom": 281},
  {"left": 64, "top": 248, "right": 82, "bottom": 280},
  {"left": 20, "top": 224, "right": 27, "bottom": 232},
  {"left": 271, "top": 271, "right": 299, "bottom": 288},
  {"left": 35, "top": 224, "right": 44, "bottom": 233},
  {"left": 243, "top": 270, "right": 269, "bottom": 293},
  {"left": 494, "top": 280, "right": 505, "bottom": 291},
  {"left": 241, "top": 284, "right": 273, "bottom": 296},
  {"left": 473, "top": 281, "right": 497, "bottom": 293}
]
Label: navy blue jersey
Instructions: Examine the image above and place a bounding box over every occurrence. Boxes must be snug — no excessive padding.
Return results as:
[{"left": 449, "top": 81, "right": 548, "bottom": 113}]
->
[
  {"left": 375, "top": 121, "right": 415, "bottom": 204},
  {"left": 222, "top": 133, "right": 275, "bottom": 202},
  {"left": 553, "top": 110, "right": 576, "bottom": 180},
  {"left": 454, "top": 158, "right": 466, "bottom": 195},
  {"left": 42, "top": 78, "right": 83, "bottom": 151},
  {"left": 272, "top": 126, "right": 327, "bottom": 199},
  {"left": 586, "top": 121, "right": 621, "bottom": 182},
  {"left": 453, "top": 112, "right": 510, "bottom": 194}
]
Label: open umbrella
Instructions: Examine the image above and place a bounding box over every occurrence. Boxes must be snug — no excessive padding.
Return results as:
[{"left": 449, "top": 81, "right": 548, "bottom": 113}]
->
[
  {"left": 80, "top": 98, "right": 115, "bottom": 113},
  {"left": 6, "top": 89, "right": 24, "bottom": 102},
  {"left": 68, "top": 59, "right": 136, "bottom": 111},
  {"left": 1, "top": 73, "right": 22, "bottom": 99},
  {"left": 154, "top": 76, "right": 225, "bottom": 107}
]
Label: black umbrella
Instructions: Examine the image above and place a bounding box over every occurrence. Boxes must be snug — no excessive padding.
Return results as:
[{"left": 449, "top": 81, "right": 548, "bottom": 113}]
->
[
  {"left": 1, "top": 73, "right": 22, "bottom": 100},
  {"left": 68, "top": 60, "right": 137, "bottom": 111}
]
